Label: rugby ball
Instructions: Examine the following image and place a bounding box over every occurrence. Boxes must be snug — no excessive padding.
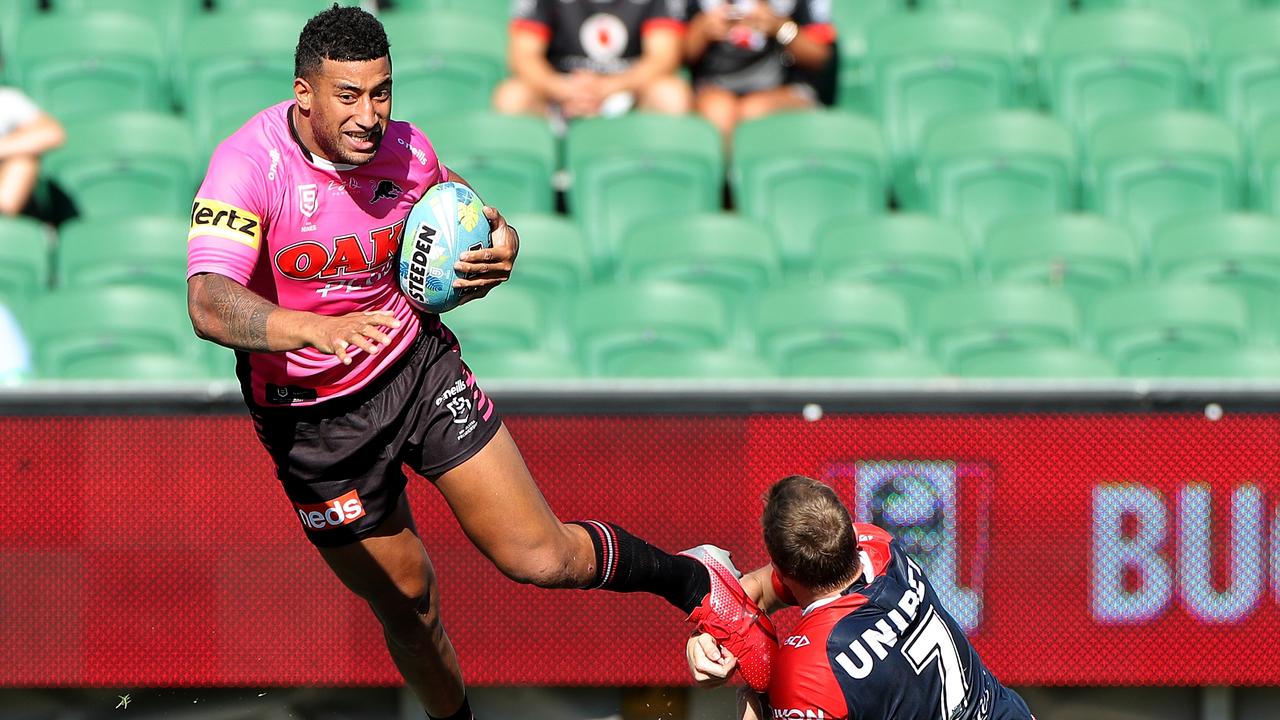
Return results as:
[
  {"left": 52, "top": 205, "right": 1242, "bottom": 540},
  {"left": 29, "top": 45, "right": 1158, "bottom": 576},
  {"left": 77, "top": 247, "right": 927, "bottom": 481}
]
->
[{"left": 398, "top": 182, "right": 492, "bottom": 314}]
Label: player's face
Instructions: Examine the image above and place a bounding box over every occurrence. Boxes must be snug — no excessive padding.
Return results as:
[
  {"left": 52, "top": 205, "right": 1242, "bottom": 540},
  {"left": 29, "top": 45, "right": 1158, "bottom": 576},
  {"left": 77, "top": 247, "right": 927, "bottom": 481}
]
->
[{"left": 295, "top": 57, "right": 392, "bottom": 166}]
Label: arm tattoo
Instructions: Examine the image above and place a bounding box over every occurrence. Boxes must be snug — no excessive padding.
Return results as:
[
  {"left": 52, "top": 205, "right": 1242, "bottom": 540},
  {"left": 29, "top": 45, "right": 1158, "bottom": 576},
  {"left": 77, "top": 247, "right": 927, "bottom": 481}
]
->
[{"left": 199, "top": 273, "right": 275, "bottom": 352}]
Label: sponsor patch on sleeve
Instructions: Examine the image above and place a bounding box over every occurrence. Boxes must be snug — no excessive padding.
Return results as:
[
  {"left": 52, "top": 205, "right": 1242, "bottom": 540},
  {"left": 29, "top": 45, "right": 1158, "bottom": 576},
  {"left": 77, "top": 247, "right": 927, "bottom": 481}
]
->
[{"left": 189, "top": 198, "right": 263, "bottom": 249}]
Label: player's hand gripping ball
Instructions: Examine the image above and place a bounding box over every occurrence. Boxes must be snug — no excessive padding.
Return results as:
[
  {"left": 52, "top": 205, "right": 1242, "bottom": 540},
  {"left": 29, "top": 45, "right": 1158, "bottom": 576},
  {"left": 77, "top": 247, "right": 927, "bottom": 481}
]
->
[{"left": 398, "top": 181, "right": 493, "bottom": 314}]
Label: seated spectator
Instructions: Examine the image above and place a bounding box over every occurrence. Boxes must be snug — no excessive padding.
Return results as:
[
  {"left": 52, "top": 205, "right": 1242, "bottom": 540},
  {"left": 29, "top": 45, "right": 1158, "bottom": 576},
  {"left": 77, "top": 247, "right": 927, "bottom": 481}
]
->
[
  {"left": 0, "top": 301, "right": 31, "bottom": 383},
  {"left": 493, "top": 0, "right": 692, "bottom": 122},
  {"left": 685, "top": 0, "right": 836, "bottom": 141},
  {"left": 0, "top": 86, "right": 65, "bottom": 217}
]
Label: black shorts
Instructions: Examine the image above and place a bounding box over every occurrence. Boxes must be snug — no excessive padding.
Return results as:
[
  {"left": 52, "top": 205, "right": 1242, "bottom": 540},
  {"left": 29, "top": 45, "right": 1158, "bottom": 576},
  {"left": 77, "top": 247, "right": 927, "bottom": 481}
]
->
[{"left": 247, "top": 317, "right": 502, "bottom": 548}]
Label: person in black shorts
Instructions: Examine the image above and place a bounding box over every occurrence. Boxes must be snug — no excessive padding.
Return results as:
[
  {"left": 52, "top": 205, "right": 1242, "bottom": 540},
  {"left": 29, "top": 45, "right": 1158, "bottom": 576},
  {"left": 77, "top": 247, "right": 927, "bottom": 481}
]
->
[
  {"left": 185, "top": 7, "right": 764, "bottom": 720},
  {"left": 686, "top": 476, "right": 1035, "bottom": 720},
  {"left": 684, "top": 0, "right": 836, "bottom": 141},
  {"left": 493, "top": 0, "right": 691, "bottom": 120}
]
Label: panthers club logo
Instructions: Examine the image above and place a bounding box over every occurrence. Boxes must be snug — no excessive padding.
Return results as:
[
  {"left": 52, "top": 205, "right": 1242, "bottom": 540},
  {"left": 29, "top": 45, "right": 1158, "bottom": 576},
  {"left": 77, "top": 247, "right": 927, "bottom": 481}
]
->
[{"left": 370, "top": 179, "right": 404, "bottom": 204}]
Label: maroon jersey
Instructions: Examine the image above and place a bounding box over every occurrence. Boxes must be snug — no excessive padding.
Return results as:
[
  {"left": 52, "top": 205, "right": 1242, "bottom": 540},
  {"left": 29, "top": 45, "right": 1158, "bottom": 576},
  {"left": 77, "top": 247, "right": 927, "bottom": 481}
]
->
[{"left": 767, "top": 525, "right": 1033, "bottom": 720}]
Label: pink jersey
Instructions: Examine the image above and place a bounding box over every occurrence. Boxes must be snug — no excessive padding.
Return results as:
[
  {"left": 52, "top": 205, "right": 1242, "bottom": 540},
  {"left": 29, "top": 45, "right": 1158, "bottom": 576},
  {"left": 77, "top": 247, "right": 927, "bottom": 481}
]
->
[{"left": 188, "top": 102, "right": 448, "bottom": 406}]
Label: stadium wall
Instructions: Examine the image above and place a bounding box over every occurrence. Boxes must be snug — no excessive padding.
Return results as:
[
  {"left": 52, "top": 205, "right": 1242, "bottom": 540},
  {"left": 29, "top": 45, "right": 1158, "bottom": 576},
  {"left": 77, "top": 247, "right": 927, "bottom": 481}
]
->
[{"left": 3, "top": 382, "right": 1280, "bottom": 691}]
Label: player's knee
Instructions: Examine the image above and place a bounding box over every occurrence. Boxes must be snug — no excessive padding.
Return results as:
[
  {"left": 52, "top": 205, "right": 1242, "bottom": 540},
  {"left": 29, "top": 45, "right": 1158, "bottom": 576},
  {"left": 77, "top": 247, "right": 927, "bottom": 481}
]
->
[
  {"left": 493, "top": 542, "right": 576, "bottom": 588},
  {"left": 493, "top": 77, "right": 544, "bottom": 115},
  {"left": 738, "top": 94, "right": 778, "bottom": 121},
  {"left": 640, "top": 76, "right": 693, "bottom": 114}
]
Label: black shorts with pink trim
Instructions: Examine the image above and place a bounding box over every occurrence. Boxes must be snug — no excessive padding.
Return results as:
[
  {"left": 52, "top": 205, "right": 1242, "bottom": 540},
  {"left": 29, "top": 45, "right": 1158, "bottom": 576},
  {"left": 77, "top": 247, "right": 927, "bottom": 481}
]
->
[{"left": 248, "top": 316, "right": 502, "bottom": 548}]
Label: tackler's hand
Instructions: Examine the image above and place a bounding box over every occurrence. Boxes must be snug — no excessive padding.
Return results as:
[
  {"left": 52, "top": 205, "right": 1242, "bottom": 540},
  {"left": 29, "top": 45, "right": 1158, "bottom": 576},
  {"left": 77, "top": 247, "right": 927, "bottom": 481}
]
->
[
  {"left": 452, "top": 206, "right": 519, "bottom": 306},
  {"left": 687, "top": 632, "right": 738, "bottom": 688}
]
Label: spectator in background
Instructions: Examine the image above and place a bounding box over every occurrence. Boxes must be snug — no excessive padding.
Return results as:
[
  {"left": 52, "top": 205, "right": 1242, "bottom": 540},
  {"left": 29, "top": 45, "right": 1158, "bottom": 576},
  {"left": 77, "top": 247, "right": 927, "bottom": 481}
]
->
[
  {"left": 685, "top": 0, "right": 835, "bottom": 141},
  {"left": 492, "top": 0, "right": 692, "bottom": 123},
  {"left": 0, "top": 86, "right": 64, "bottom": 216},
  {"left": 0, "top": 302, "right": 31, "bottom": 382}
]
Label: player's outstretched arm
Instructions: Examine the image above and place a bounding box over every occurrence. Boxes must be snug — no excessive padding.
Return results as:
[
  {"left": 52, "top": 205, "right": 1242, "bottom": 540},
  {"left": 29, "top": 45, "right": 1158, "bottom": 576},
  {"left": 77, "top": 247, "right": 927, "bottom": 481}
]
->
[
  {"left": 188, "top": 272, "right": 400, "bottom": 364},
  {"left": 741, "top": 565, "right": 791, "bottom": 614}
]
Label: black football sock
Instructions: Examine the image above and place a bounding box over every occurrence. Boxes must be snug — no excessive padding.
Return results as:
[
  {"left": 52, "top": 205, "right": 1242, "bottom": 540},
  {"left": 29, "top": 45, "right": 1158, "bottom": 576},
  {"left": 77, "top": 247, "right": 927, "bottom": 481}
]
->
[
  {"left": 571, "top": 520, "right": 712, "bottom": 615},
  {"left": 427, "top": 695, "right": 474, "bottom": 720}
]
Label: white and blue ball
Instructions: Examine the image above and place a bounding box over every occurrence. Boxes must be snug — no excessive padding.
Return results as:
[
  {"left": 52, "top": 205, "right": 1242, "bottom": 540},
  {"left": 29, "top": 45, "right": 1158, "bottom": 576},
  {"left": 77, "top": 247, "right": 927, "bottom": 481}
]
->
[{"left": 398, "top": 181, "right": 492, "bottom": 314}]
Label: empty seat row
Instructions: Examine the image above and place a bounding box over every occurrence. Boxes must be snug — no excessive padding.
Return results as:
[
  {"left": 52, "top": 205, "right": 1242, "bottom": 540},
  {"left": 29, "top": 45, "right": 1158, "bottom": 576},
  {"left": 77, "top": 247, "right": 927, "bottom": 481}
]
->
[{"left": 10, "top": 277, "right": 1280, "bottom": 381}]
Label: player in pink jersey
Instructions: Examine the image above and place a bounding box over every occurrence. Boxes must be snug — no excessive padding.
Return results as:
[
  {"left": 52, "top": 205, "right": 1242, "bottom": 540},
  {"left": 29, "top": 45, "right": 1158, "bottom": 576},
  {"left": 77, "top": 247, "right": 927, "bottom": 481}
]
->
[{"left": 185, "top": 7, "right": 769, "bottom": 720}]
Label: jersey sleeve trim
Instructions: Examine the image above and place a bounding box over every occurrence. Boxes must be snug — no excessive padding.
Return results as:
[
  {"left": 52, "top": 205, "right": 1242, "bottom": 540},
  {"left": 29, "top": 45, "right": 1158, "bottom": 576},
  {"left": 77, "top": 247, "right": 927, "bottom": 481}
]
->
[
  {"left": 801, "top": 22, "right": 836, "bottom": 44},
  {"left": 642, "top": 17, "right": 688, "bottom": 36},
  {"left": 510, "top": 18, "right": 552, "bottom": 42},
  {"left": 771, "top": 567, "right": 800, "bottom": 606}
]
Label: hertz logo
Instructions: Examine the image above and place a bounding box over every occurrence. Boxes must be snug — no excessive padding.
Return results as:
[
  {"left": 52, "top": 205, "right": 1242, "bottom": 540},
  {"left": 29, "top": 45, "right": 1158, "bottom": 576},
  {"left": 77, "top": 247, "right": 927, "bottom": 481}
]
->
[{"left": 189, "top": 198, "right": 262, "bottom": 249}]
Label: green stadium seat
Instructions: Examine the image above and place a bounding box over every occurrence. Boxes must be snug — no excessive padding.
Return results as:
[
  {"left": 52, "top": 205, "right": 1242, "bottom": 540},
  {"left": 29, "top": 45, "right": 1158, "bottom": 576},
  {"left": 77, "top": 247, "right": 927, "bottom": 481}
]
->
[
  {"left": 866, "top": 11, "right": 1019, "bottom": 201},
  {"left": 617, "top": 213, "right": 781, "bottom": 309},
  {"left": 13, "top": 12, "right": 168, "bottom": 117},
  {"left": 1085, "top": 111, "right": 1244, "bottom": 242},
  {"left": 418, "top": 112, "right": 556, "bottom": 215},
  {"left": 383, "top": 11, "right": 508, "bottom": 120},
  {"left": 214, "top": 0, "right": 360, "bottom": 12},
  {"left": 1151, "top": 213, "right": 1280, "bottom": 342},
  {"left": 953, "top": 346, "right": 1118, "bottom": 378},
  {"left": 603, "top": 348, "right": 775, "bottom": 379},
  {"left": 832, "top": 0, "right": 909, "bottom": 112},
  {"left": 1210, "top": 12, "right": 1280, "bottom": 142},
  {"left": 1251, "top": 117, "right": 1280, "bottom": 212},
  {"left": 443, "top": 285, "right": 546, "bottom": 353},
  {"left": 731, "top": 110, "right": 888, "bottom": 271},
  {"left": 56, "top": 351, "right": 214, "bottom": 382},
  {"left": 1041, "top": 10, "right": 1198, "bottom": 139},
  {"left": 984, "top": 214, "right": 1140, "bottom": 306},
  {"left": 1088, "top": 283, "right": 1250, "bottom": 376},
  {"left": 781, "top": 348, "right": 946, "bottom": 379},
  {"left": 56, "top": 215, "right": 189, "bottom": 296},
  {"left": 179, "top": 10, "right": 303, "bottom": 153},
  {"left": 811, "top": 214, "right": 972, "bottom": 321},
  {"left": 924, "top": 284, "right": 1080, "bottom": 370},
  {"left": 566, "top": 114, "right": 723, "bottom": 273},
  {"left": 500, "top": 213, "right": 593, "bottom": 315},
  {"left": 44, "top": 113, "right": 198, "bottom": 219},
  {"left": 0, "top": 216, "right": 50, "bottom": 312},
  {"left": 23, "top": 285, "right": 200, "bottom": 379},
  {"left": 204, "top": 342, "right": 238, "bottom": 381},
  {"left": 0, "top": 0, "right": 33, "bottom": 83},
  {"left": 753, "top": 282, "right": 912, "bottom": 370},
  {"left": 917, "top": 110, "right": 1077, "bottom": 243},
  {"left": 1164, "top": 348, "right": 1280, "bottom": 378},
  {"left": 462, "top": 348, "right": 583, "bottom": 381},
  {"left": 1077, "top": 0, "right": 1248, "bottom": 33},
  {"left": 51, "top": 0, "right": 203, "bottom": 53},
  {"left": 383, "top": 0, "right": 512, "bottom": 18},
  {"left": 570, "top": 282, "right": 731, "bottom": 374},
  {"left": 917, "top": 0, "right": 1065, "bottom": 64}
]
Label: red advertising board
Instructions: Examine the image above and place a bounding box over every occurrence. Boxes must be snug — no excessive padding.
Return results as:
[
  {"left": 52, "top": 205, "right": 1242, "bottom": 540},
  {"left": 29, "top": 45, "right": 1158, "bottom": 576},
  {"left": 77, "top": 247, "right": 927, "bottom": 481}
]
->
[{"left": 2, "top": 412, "right": 1278, "bottom": 687}]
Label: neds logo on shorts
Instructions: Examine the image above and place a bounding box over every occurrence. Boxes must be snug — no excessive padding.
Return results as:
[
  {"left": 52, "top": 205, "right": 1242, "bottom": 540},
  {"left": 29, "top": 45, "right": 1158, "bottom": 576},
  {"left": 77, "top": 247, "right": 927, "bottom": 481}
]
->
[{"left": 293, "top": 490, "right": 366, "bottom": 531}]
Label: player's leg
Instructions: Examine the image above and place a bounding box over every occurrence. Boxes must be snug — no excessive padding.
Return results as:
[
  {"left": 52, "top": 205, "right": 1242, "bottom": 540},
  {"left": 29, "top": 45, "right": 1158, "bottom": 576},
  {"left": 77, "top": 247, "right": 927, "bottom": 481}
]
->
[
  {"left": 736, "top": 86, "right": 815, "bottom": 122},
  {"left": 0, "top": 156, "right": 40, "bottom": 216},
  {"left": 316, "top": 494, "right": 471, "bottom": 720},
  {"left": 738, "top": 689, "right": 767, "bottom": 720},
  {"left": 638, "top": 74, "right": 694, "bottom": 115},
  {"left": 694, "top": 85, "right": 740, "bottom": 142},
  {"left": 432, "top": 423, "right": 711, "bottom": 614},
  {"left": 492, "top": 76, "right": 550, "bottom": 116}
]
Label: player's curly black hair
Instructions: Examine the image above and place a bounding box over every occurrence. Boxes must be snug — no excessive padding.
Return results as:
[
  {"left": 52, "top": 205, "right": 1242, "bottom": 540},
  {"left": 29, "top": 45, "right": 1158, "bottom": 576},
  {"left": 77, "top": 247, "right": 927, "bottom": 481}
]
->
[{"left": 294, "top": 4, "right": 390, "bottom": 79}]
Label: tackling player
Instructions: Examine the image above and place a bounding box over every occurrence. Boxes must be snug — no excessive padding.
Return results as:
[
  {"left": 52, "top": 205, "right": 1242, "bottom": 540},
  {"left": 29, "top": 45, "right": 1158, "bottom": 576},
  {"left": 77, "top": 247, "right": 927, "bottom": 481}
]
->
[
  {"left": 185, "top": 7, "right": 766, "bottom": 719},
  {"left": 687, "top": 476, "right": 1035, "bottom": 720}
]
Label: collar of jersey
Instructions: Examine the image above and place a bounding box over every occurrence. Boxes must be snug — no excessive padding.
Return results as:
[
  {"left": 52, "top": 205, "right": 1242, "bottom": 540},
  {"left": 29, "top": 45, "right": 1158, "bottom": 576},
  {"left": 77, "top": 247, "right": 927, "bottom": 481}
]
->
[
  {"left": 803, "top": 551, "right": 877, "bottom": 616},
  {"left": 287, "top": 103, "right": 358, "bottom": 173}
]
